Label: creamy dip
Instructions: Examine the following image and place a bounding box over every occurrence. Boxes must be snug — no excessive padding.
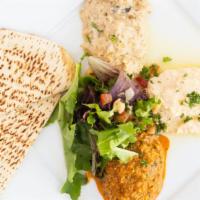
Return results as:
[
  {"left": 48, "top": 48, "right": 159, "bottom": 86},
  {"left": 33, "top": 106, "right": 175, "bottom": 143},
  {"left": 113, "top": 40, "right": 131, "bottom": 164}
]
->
[
  {"left": 80, "top": 0, "right": 149, "bottom": 74},
  {"left": 148, "top": 67, "right": 200, "bottom": 135}
]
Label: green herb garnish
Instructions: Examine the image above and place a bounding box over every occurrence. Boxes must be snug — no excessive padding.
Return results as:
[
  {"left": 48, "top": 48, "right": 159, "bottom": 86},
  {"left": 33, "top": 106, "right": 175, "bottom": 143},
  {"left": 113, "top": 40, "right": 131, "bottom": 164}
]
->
[
  {"left": 134, "top": 97, "right": 160, "bottom": 119},
  {"left": 133, "top": 97, "right": 162, "bottom": 133},
  {"left": 153, "top": 114, "right": 167, "bottom": 134},
  {"left": 140, "top": 66, "right": 150, "bottom": 80},
  {"left": 140, "top": 159, "right": 148, "bottom": 167},
  {"left": 186, "top": 91, "right": 200, "bottom": 107},
  {"left": 110, "top": 34, "right": 118, "bottom": 43},
  {"left": 183, "top": 73, "right": 188, "bottom": 77},
  {"left": 86, "top": 35, "right": 91, "bottom": 43},
  {"left": 139, "top": 65, "right": 159, "bottom": 80},
  {"left": 91, "top": 22, "right": 103, "bottom": 33},
  {"left": 183, "top": 116, "right": 192, "bottom": 123},
  {"left": 163, "top": 56, "right": 172, "bottom": 63}
]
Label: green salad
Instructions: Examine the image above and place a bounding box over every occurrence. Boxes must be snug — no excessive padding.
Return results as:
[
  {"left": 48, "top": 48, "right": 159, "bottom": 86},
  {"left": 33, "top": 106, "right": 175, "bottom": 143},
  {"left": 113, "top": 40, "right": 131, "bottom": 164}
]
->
[{"left": 47, "top": 56, "right": 166, "bottom": 200}]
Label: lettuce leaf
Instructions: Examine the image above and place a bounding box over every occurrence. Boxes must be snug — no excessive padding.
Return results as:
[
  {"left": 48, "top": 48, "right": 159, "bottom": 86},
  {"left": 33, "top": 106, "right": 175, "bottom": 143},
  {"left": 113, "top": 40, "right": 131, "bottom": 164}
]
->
[
  {"left": 84, "top": 103, "right": 113, "bottom": 124},
  {"left": 72, "top": 122, "right": 92, "bottom": 171},
  {"left": 45, "top": 63, "right": 83, "bottom": 200},
  {"left": 91, "top": 122, "right": 138, "bottom": 163},
  {"left": 61, "top": 173, "right": 87, "bottom": 200},
  {"left": 56, "top": 63, "right": 88, "bottom": 200},
  {"left": 58, "top": 63, "right": 81, "bottom": 183},
  {"left": 45, "top": 104, "right": 59, "bottom": 127},
  {"left": 112, "top": 147, "right": 138, "bottom": 163}
]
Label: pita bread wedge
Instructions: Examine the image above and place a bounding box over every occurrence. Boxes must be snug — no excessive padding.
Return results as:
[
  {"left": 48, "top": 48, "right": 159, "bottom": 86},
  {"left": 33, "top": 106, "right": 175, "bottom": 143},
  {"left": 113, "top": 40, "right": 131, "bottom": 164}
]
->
[{"left": 0, "top": 29, "right": 75, "bottom": 191}]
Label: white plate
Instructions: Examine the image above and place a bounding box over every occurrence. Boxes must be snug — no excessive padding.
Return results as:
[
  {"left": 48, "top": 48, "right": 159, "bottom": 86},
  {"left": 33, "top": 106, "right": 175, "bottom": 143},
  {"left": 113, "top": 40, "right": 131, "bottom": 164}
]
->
[{"left": 1, "top": 0, "right": 200, "bottom": 200}]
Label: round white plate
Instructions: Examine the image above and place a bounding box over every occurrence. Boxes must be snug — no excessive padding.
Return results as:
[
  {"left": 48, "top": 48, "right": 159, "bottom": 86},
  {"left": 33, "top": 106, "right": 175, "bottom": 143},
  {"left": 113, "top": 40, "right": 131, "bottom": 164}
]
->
[{"left": 1, "top": 0, "right": 200, "bottom": 200}]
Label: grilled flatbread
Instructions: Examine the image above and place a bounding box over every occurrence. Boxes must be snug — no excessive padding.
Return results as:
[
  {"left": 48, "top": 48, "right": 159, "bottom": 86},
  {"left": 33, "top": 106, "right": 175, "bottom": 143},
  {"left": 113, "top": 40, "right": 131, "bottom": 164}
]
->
[{"left": 0, "top": 29, "right": 75, "bottom": 191}]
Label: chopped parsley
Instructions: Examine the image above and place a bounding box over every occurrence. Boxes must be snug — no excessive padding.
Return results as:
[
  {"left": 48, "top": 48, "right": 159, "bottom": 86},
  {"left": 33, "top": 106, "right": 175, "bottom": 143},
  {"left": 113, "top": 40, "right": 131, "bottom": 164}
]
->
[
  {"left": 134, "top": 97, "right": 160, "bottom": 119},
  {"left": 153, "top": 114, "right": 167, "bottom": 134},
  {"left": 140, "top": 66, "right": 150, "bottom": 80},
  {"left": 183, "top": 116, "right": 192, "bottom": 123},
  {"left": 183, "top": 73, "right": 188, "bottom": 77},
  {"left": 133, "top": 98, "right": 165, "bottom": 134},
  {"left": 186, "top": 91, "right": 200, "bottom": 107},
  {"left": 139, "top": 65, "right": 160, "bottom": 80},
  {"left": 180, "top": 113, "right": 185, "bottom": 118},
  {"left": 110, "top": 34, "right": 118, "bottom": 43},
  {"left": 91, "top": 22, "right": 103, "bottom": 33},
  {"left": 180, "top": 113, "right": 192, "bottom": 123},
  {"left": 127, "top": 73, "right": 133, "bottom": 79},
  {"left": 140, "top": 159, "right": 148, "bottom": 167},
  {"left": 86, "top": 35, "right": 91, "bottom": 43},
  {"left": 163, "top": 56, "right": 172, "bottom": 63}
]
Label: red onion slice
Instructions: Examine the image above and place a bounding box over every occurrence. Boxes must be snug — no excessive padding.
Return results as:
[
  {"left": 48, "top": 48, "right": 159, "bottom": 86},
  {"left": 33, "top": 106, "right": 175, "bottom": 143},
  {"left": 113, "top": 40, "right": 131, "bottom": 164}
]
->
[{"left": 87, "top": 56, "right": 119, "bottom": 82}]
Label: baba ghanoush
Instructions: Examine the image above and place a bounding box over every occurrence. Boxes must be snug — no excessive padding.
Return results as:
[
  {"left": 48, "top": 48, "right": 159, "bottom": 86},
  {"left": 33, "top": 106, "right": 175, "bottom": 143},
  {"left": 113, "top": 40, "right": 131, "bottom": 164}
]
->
[{"left": 81, "top": 0, "right": 149, "bottom": 74}]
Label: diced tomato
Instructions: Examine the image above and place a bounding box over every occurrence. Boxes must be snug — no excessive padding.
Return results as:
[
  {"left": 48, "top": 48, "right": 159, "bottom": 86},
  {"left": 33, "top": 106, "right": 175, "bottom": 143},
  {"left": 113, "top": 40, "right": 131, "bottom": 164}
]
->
[
  {"left": 115, "top": 112, "right": 130, "bottom": 123},
  {"left": 135, "top": 76, "right": 148, "bottom": 88},
  {"left": 100, "top": 93, "right": 112, "bottom": 106}
]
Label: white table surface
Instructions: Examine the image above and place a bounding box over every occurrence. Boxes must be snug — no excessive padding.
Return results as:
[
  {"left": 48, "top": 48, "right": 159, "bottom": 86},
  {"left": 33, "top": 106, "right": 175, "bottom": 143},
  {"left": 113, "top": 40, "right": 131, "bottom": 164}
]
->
[{"left": 1, "top": 0, "right": 200, "bottom": 200}]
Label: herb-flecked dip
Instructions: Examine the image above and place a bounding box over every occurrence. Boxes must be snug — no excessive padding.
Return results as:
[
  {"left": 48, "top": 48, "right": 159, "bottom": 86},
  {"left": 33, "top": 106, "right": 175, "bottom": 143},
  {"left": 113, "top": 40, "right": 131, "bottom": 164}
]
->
[
  {"left": 148, "top": 67, "right": 200, "bottom": 135},
  {"left": 80, "top": 0, "right": 149, "bottom": 74}
]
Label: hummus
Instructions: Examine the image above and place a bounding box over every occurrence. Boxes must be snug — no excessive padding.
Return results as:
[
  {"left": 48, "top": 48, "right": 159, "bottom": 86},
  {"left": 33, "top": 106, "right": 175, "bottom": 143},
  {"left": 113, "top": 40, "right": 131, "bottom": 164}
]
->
[
  {"left": 80, "top": 0, "right": 149, "bottom": 74},
  {"left": 148, "top": 67, "right": 200, "bottom": 135}
]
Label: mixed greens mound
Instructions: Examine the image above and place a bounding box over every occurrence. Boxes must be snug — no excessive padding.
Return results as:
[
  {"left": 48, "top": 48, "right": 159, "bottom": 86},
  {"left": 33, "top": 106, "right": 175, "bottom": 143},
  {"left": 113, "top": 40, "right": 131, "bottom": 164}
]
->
[{"left": 47, "top": 56, "right": 166, "bottom": 200}]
